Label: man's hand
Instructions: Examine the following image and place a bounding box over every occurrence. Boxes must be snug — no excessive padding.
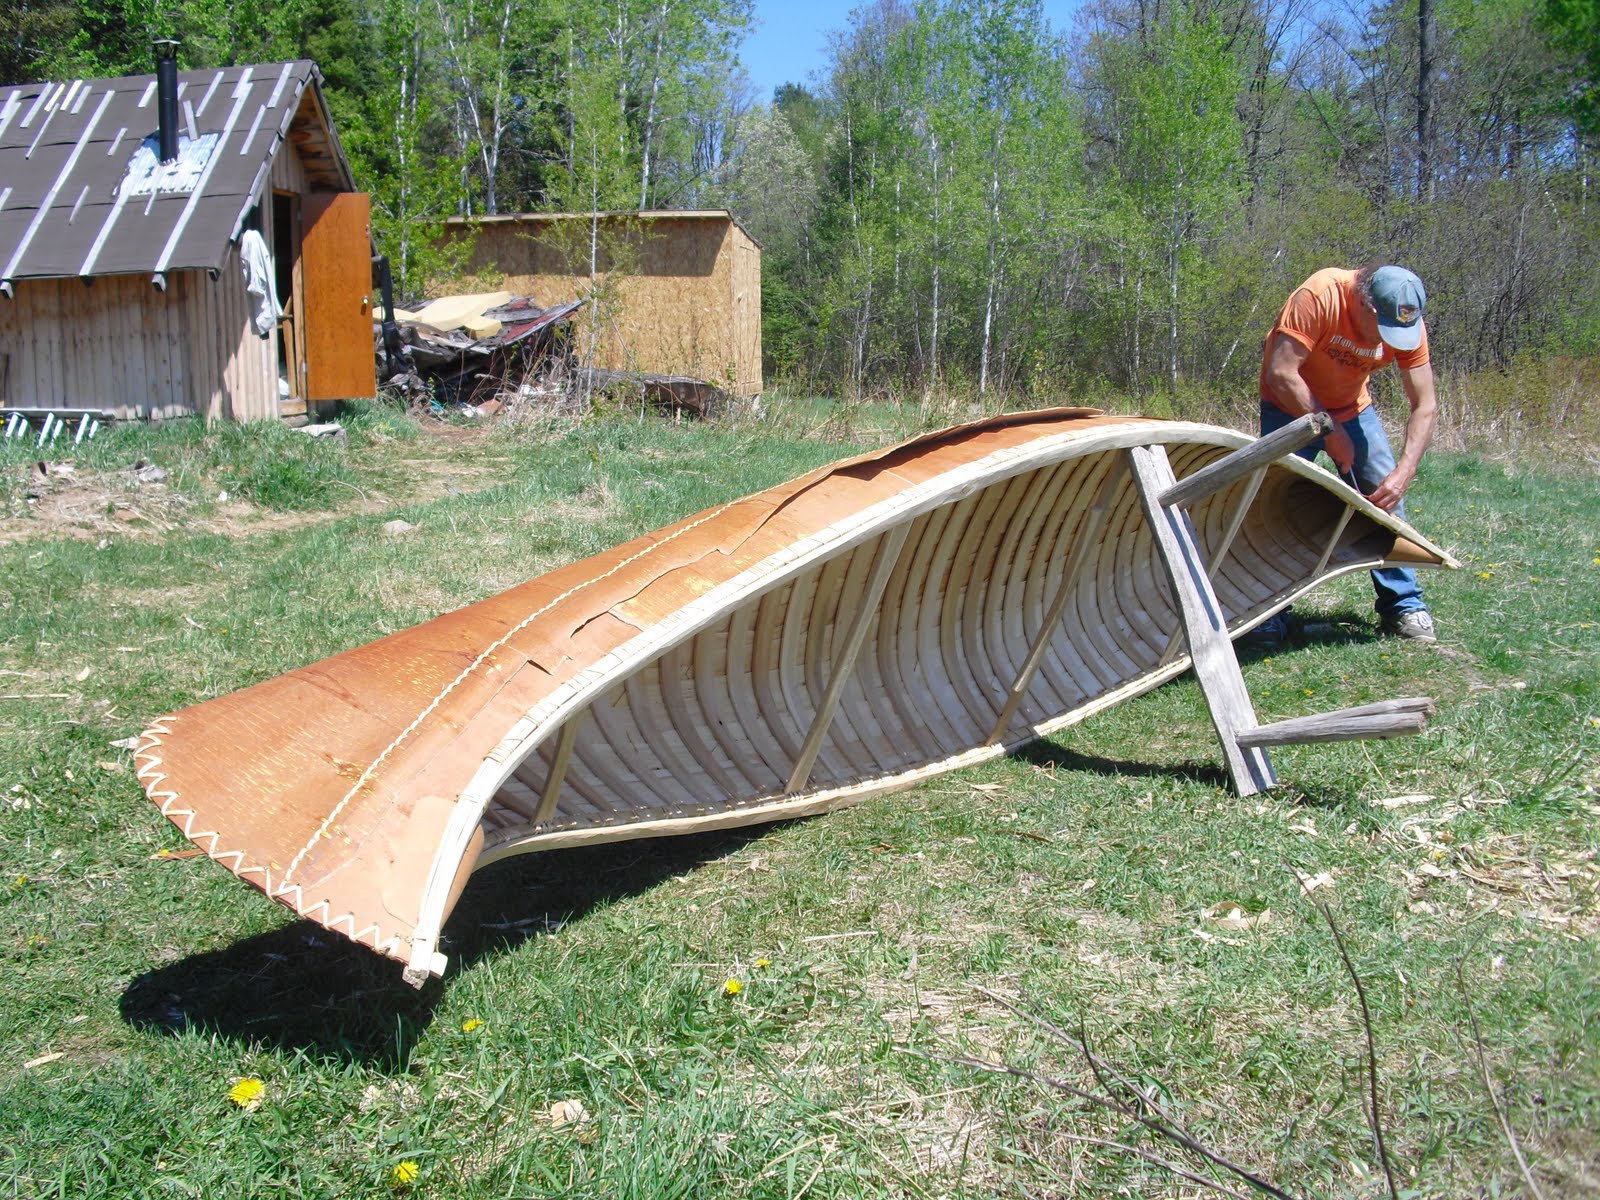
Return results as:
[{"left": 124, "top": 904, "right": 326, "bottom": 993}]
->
[{"left": 1367, "top": 462, "right": 1414, "bottom": 512}]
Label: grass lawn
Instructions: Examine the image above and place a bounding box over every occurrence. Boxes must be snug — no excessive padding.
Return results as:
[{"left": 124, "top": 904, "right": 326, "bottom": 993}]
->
[{"left": 0, "top": 398, "right": 1595, "bottom": 1198}]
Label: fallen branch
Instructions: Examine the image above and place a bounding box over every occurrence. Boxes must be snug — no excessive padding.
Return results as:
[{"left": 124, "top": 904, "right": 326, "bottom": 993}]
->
[
  {"left": 1310, "top": 897, "right": 1400, "bottom": 1200},
  {"left": 975, "top": 986, "right": 1231, "bottom": 1165},
  {"left": 1454, "top": 960, "right": 1547, "bottom": 1200},
  {"left": 900, "top": 1036, "right": 1297, "bottom": 1200},
  {"left": 1053, "top": 1132, "right": 1261, "bottom": 1200}
]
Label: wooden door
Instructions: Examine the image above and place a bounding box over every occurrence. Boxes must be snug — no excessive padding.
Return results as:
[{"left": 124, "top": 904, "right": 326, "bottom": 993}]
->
[{"left": 301, "top": 192, "right": 376, "bottom": 401}]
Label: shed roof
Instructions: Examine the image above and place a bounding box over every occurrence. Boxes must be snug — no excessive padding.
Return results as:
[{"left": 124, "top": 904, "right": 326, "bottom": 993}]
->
[{"left": 0, "top": 60, "right": 353, "bottom": 287}]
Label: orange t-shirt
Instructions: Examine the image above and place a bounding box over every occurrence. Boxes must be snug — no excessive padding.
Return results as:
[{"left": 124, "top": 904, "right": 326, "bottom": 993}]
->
[{"left": 1259, "top": 268, "right": 1430, "bottom": 423}]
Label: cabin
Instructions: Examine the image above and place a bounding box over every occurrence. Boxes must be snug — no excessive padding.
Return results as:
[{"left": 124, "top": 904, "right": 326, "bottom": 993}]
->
[
  {"left": 444, "top": 211, "right": 762, "bottom": 398},
  {"left": 0, "top": 50, "right": 375, "bottom": 425}
]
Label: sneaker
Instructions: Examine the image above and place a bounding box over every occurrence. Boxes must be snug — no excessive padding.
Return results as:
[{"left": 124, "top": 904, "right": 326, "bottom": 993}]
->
[
  {"left": 1241, "top": 612, "right": 1290, "bottom": 649},
  {"left": 1381, "top": 610, "right": 1437, "bottom": 642}
]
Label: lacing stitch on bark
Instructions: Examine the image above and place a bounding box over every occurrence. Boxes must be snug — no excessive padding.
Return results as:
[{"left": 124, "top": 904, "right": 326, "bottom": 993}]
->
[{"left": 138, "top": 719, "right": 407, "bottom": 958}]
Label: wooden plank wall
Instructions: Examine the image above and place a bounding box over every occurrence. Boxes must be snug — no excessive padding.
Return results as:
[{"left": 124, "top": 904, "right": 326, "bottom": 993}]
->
[
  {"left": 270, "top": 137, "right": 311, "bottom": 194},
  {"left": 0, "top": 261, "right": 272, "bottom": 422},
  {"left": 452, "top": 215, "right": 764, "bottom": 397},
  {"left": 0, "top": 141, "right": 320, "bottom": 422},
  {"left": 212, "top": 241, "right": 278, "bottom": 422}
]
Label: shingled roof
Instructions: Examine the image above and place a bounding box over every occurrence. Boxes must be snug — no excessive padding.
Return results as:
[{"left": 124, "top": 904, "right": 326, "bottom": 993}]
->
[{"left": 0, "top": 60, "right": 353, "bottom": 288}]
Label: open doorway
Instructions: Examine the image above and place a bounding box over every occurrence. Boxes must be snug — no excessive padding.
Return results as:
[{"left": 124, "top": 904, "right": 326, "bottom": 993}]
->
[{"left": 271, "top": 190, "right": 303, "bottom": 404}]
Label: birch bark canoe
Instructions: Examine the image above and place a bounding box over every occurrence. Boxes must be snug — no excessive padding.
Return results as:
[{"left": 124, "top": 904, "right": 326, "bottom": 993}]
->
[{"left": 135, "top": 409, "right": 1456, "bottom": 979}]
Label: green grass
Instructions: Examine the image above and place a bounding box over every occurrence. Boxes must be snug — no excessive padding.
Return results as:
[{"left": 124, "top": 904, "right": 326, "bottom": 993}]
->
[{"left": 0, "top": 404, "right": 1595, "bottom": 1198}]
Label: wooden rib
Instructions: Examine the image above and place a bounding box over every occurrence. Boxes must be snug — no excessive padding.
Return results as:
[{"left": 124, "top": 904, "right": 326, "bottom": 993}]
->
[
  {"left": 812, "top": 539, "right": 886, "bottom": 778},
  {"left": 1161, "top": 465, "right": 1269, "bottom": 664},
  {"left": 658, "top": 637, "right": 746, "bottom": 802},
  {"left": 868, "top": 510, "right": 946, "bottom": 764},
  {"left": 1057, "top": 463, "right": 1130, "bottom": 694},
  {"left": 1020, "top": 457, "right": 1113, "bottom": 709},
  {"left": 1092, "top": 484, "right": 1155, "bottom": 680},
  {"left": 978, "top": 465, "right": 1064, "bottom": 728},
  {"left": 936, "top": 474, "right": 1010, "bottom": 737},
  {"left": 987, "top": 452, "right": 1128, "bottom": 745},
  {"left": 723, "top": 599, "right": 792, "bottom": 791},
  {"left": 582, "top": 686, "right": 668, "bottom": 816},
  {"left": 955, "top": 471, "right": 1035, "bottom": 735},
  {"left": 695, "top": 611, "right": 781, "bottom": 795},
  {"left": 750, "top": 584, "right": 805, "bottom": 764},
  {"left": 913, "top": 493, "right": 982, "bottom": 747},
  {"left": 786, "top": 522, "right": 911, "bottom": 794},
  {"left": 533, "top": 716, "right": 582, "bottom": 824},
  {"left": 622, "top": 664, "right": 708, "bottom": 811},
  {"left": 796, "top": 552, "right": 859, "bottom": 784},
  {"left": 991, "top": 460, "right": 1082, "bottom": 720},
  {"left": 1311, "top": 506, "right": 1356, "bottom": 579}
]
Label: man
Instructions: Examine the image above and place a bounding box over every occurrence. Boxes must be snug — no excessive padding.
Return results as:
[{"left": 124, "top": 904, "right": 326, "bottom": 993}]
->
[{"left": 1256, "top": 263, "right": 1439, "bottom": 642}]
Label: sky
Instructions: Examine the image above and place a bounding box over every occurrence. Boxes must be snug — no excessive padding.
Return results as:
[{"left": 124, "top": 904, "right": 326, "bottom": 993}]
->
[{"left": 738, "top": 0, "right": 1085, "bottom": 104}]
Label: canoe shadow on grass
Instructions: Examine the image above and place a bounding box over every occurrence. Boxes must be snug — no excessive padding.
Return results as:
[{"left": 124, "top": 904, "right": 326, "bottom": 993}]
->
[
  {"left": 118, "top": 612, "right": 1381, "bottom": 1063},
  {"left": 1011, "top": 606, "right": 1380, "bottom": 786},
  {"left": 118, "top": 827, "right": 769, "bottom": 1068},
  {"left": 1011, "top": 740, "right": 1232, "bottom": 789}
]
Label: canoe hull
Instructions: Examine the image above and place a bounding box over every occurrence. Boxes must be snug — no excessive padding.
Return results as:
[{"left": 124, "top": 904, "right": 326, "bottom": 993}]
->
[{"left": 136, "top": 411, "right": 1454, "bottom": 977}]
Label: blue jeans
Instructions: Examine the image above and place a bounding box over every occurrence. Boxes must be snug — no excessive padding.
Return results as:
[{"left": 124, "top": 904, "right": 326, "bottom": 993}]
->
[{"left": 1259, "top": 402, "right": 1426, "bottom": 619}]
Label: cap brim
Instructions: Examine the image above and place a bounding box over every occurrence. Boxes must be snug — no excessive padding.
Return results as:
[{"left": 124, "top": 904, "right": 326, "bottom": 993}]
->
[{"left": 1378, "top": 320, "right": 1423, "bottom": 352}]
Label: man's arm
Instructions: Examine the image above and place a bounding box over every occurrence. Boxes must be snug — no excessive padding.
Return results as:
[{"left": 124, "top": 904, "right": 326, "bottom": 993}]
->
[
  {"left": 1263, "top": 333, "right": 1356, "bottom": 472},
  {"left": 1367, "top": 361, "right": 1437, "bottom": 512}
]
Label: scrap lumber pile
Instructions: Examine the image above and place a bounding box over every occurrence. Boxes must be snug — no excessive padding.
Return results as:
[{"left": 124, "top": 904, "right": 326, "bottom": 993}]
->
[
  {"left": 376, "top": 290, "right": 731, "bottom": 420},
  {"left": 375, "top": 291, "right": 583, "bottom": 415}
]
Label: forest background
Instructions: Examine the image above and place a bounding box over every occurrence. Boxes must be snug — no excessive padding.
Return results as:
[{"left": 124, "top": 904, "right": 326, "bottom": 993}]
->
[{"left": 4, "top": 0, "right": 1599, "bottom": 418}]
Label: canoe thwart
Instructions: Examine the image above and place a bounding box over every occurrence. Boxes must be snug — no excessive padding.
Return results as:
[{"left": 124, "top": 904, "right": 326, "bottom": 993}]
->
[{"left": 1160, "top": 411, "right": 1333, "bottom": 510}]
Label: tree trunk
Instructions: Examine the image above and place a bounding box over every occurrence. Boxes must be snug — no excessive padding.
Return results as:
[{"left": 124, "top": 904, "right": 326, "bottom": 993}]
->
[
  {"left": 1417, "top": 0, "right": 1435, "bottom": 200},
  {"left": 928, "top": 130, "right": 942, "bottom": 390},
  {"left": 639, "top": 0, "right": 670, "bottom": 210},
  {"left": 979, "top": 148, "right": 1001, "bottom": 399},
  {"left": 1168, "top": 186, "right": 1180, "bottom": 393}
]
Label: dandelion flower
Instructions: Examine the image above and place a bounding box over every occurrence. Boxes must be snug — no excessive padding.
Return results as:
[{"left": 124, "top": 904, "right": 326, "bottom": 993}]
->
[
  {"left": 755, "top": 958, "right": 771, "bottom": 971},
  {"left": 390, "top": 1160, "right": 420, "bottom": 1188},
  {"left": 227, "top": 1078, "right": 265, "bottom": 1111},
  {"left": 461, "top": 1018, "right": 483, "bottom": 1033},
  {"left": 722, "top": 978, "right": 744, "bottom": 997}
]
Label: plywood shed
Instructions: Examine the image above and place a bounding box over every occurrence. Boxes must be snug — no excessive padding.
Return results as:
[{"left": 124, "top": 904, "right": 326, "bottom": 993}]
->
[
  {"left": 443, "top": 211, "right": 762, "bottom": 397},
  {"left": 0, "top": 54, "right": 376, "bottom": 424}
]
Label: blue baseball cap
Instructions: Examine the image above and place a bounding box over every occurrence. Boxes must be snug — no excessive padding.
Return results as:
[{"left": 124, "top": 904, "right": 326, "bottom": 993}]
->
[{"left": 1371, "top": 265, "right": 1426, "bottom": 352}]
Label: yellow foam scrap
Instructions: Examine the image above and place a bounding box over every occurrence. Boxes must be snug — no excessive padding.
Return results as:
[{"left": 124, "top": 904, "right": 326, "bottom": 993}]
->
[{"left": 410, "top": 291, "right": 513, "bottom": 332}]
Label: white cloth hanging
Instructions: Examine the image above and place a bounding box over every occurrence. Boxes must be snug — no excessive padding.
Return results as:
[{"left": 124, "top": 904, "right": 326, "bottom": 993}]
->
[{"left": 239, "top": 229, "right": 281, "bottom": 337}]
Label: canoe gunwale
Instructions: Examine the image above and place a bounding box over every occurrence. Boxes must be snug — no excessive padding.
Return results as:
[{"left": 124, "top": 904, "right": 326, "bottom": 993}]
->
[{"left": 402, "top": 420, "right": 1454, "bottom": 978}]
